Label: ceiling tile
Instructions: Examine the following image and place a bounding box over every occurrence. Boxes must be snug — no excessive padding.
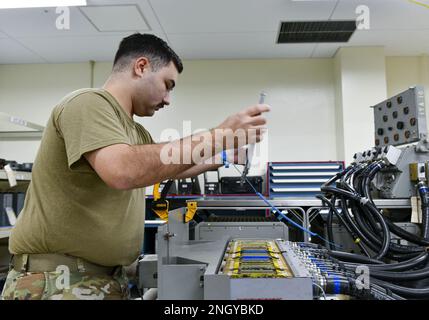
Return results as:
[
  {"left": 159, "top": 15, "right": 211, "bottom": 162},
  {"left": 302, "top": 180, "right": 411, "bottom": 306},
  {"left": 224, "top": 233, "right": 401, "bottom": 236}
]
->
[
  {"left": 80, "top": 5, "right": 150, "bottom": 32},
  {"left": 0, "top": 7, "right": 99, "bottom": 37},
  {"left": 0, "top": 0, "right": 428, "bottom": 62},
  {"left": 152, "top": 0, "right": 337, "bottom": 33},
  {"left": 168, "top": 32, "right": 316, "bottom": 59},
  {"left": 15, "top": 32, "right": 166, "bottom": 62},
  {"left": 87, "top": 0, "right": 168, "bottom": 36},
  {"left": 0, "top": 38, "right": 46, "bottom": 64},
  {"left": 311, "top": 44, "right": 340, "bottom": 58},
  {"left": 313, "top": 29, "right": 429, "bottom": 57},
  {"left": 333, "top": 0, "right": 429, "bottom": 30},
  {"left": 350, "top": 29, "right": 429, "bottom": 56}
]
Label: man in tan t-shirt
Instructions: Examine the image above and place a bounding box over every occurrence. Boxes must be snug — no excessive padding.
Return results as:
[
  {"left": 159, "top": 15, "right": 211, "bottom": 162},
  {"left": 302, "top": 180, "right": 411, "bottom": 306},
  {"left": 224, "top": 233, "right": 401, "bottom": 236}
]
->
[{"left": 1, "top": 33, "right": 269, "bottom": 300}]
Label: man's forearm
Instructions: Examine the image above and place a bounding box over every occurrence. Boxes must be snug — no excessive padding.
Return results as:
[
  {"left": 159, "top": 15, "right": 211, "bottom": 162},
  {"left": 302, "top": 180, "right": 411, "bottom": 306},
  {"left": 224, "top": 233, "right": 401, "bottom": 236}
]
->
[
  {"left": 87, "top": 103, "right": 269, "bottom": 190},
  {"left": 121, "top": 129, "right": 222, "bottom": 188}
]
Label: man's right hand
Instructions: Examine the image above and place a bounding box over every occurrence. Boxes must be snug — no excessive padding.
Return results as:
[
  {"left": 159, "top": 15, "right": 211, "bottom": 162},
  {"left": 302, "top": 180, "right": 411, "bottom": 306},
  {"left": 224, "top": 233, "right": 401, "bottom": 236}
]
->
[{"left": 215, "top": 104, "right": 270, "bottom": 149}]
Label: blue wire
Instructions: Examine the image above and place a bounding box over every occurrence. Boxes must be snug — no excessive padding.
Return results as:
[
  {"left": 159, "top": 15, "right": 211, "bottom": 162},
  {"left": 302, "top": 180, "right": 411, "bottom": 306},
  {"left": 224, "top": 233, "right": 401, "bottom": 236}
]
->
[
  {"left": 221, "top": 151, "right": 229, "bottom": 168},
  {"left": 230, "top": 163, "right": 342, "bottom": 249}
]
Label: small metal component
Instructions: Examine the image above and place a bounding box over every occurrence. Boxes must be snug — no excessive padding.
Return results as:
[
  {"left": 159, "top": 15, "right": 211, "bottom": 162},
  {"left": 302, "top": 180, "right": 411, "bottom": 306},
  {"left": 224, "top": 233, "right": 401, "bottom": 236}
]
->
[
  {"left": 410, "top": 163, "right": 419, "bottom": 181},
  {"left": 240, "top": 92, "right": 266, "bottom": 185},
  {"left": 382, "top": 145, "right": 402, "bottom": 165},
  {"left": 163, "top": 232, "right": 176, "bottom": 240},
  {"left": 410, "top": 163, "right": 426, "bottom": 182}
]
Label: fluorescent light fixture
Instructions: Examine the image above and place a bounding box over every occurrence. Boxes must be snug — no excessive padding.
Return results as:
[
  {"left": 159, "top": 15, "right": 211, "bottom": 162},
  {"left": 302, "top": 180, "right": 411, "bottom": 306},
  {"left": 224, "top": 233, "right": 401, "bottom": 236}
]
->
[{"left": 0, "top": 0, "right": 87, "bottom": 9}]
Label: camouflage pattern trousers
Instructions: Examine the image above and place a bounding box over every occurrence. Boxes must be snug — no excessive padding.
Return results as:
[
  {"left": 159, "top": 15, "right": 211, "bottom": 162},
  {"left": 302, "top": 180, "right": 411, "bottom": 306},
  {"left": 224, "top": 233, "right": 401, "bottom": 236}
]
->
[{"left": 1, "top": 267, "right": 130, "bottom": 300}]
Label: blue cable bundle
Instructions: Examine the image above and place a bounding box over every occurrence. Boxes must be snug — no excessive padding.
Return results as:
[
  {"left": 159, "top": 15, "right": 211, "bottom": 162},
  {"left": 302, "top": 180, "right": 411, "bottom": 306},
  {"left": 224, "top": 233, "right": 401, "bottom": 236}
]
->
[
  {"left": 241, "top": 249, "right": 269, "bottom": 254},
  {"left": 241, "top": 256, "right": 270, "bottom": 262},
  {"left": 228, "top": 163, "right": 341, "bottom": 249}
]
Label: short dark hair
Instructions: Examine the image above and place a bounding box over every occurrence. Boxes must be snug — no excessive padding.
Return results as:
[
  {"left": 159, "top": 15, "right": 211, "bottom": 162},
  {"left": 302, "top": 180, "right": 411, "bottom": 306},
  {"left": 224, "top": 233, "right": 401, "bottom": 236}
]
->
[{"left": 113, "top": 33, "right": 183, "bottom": 73}]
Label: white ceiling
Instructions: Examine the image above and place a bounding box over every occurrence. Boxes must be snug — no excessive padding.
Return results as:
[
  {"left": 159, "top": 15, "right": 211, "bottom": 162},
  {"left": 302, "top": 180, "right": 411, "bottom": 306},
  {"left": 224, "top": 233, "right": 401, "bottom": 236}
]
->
[{"left": 0, "top": 0, "right": 428, "bottom": 64}]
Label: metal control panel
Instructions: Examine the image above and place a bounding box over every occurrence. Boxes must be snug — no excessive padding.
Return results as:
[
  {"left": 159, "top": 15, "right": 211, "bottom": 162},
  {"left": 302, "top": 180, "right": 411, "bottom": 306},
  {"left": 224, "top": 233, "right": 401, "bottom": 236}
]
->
[{"left": 372, "top": 86, "right": 427, "bottom": 147}]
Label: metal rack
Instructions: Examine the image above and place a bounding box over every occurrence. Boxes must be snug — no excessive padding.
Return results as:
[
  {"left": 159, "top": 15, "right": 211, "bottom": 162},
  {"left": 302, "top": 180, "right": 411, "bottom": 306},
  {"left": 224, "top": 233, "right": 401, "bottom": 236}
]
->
[
  {"left": 0, "top": 112, "right": 44, "bottom": 140},
  {"left": 0, "top": 113, "right": 37, "bottom": 238},
  {"left": 0, "top": 170, "right": 31, "bottom": 182},
  {"left": 188, "top": 197, "right": 411, "bottom": 242},
  {"left": 268, "top": 162, "right": 344, "bottom": 198},
  {"left": 0, "top": 227, "right": 12, "bottom": 239}
]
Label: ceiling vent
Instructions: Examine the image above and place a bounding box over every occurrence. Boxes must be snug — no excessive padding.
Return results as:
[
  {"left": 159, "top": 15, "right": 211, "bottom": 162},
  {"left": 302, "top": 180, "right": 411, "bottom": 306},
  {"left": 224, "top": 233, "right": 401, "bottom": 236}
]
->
[{"left": 277, "top": 20, "right": 356, "bottom": 43}]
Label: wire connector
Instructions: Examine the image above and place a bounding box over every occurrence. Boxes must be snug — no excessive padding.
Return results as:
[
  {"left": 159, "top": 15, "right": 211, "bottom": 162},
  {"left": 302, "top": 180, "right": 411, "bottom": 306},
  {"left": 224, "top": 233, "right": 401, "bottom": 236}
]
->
[{"left": 360, "top": 197, "right": 370, "bottom": 205}]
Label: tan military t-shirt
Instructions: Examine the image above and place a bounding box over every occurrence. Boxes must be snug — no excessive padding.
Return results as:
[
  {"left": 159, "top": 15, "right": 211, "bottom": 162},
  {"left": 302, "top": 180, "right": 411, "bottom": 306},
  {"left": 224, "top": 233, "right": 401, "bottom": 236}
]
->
[{"left": 9, "top": 88, "right": 154, "bottom": 267}]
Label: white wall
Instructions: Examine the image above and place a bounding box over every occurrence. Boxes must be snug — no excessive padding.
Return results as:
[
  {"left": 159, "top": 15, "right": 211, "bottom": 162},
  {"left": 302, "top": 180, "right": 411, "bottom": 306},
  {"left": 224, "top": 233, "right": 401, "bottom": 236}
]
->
[
  {"left": 0, "top": 63, "right": 91, "bottom": 162},
  {"left": 333, "top": 50, "right": 345, "bottom": 161},
  {"left": 334, "top": 47, "right": 387, "bottom": 165},
  {"left": 386, "top": 55, "right": 429, "bottom": 126},
  {"left": 0, "top": 59, "right": 337, "bottom": 166},
  {"left": 3, "top": 54, "right": 427, "bottom": 168},
  {"left": 386, "top": 57, "right": 422, "bottom": 96}
]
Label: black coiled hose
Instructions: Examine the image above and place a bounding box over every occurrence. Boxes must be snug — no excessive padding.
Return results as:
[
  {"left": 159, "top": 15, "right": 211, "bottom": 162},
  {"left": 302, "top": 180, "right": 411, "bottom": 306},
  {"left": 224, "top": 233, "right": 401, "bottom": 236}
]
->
[
  {"left": 371, "top": 278, "right": 429, "bottom": 299},
  {"left": 343, "top": 252, "right": 428, "bottom": 272},
  {"left": 418, "top": 181, "right": 429, "bottom": 241}
]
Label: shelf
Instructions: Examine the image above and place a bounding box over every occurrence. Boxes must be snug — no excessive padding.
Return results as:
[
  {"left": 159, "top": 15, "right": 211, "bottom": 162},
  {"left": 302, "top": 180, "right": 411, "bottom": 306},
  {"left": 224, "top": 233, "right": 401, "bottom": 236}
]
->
[
  {"left": 0, "top": 170, "right": 31, "bottom": 192},
  {"left": 145, "top": 220, "right": 166, "bottom": 228},
  {"left": 271, "top": 187, "right": 322, "bottom": 192},
  {"left": 270, "top": 165, "right": 341, "bottom": 170},
  {"left": 0, "top": 112, "right": 44, "bottom": 140},
  {"left": 0, "top": 227, "right": 12, "bottom": 239},
  {"left": 269, "top": 161, "right": 345, "bottom": 199},
  {"left": 271, "top": 172, "right": 338, "bottom": 177},
  {"left": 146, "top": 194, "right": 203, "bottom": 199},
  {"left": 189, "top": 197, "right": 411, "bottom": 209},
  {"left": 0, "top": 170, "right": 31, "bottom": 181}
]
